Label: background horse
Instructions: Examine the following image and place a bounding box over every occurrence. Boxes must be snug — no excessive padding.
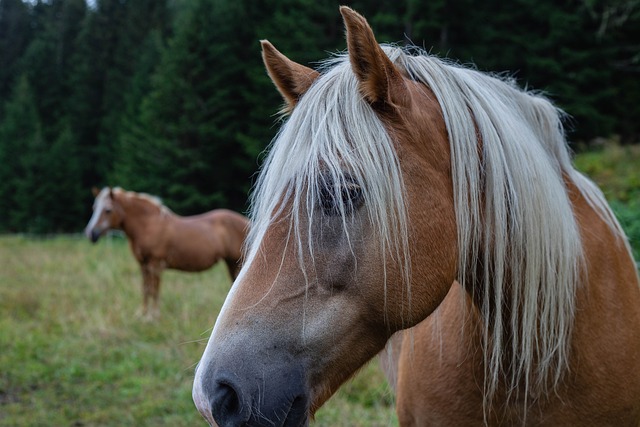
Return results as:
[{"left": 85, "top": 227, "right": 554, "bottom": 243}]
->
[
  {"left": 193, "top": 7, "right": 640, "bottom": 426},
  {"left": 84, "top": 186, "right": 249, "bottom": 320}
]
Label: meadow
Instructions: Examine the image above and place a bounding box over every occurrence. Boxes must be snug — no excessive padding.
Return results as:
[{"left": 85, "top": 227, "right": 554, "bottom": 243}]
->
[
  {"left": 1, "top": 143, "right": 638, "bottom": 426},
  {"left": 0, "top": 235, "right": 396, "bottom": 426}
]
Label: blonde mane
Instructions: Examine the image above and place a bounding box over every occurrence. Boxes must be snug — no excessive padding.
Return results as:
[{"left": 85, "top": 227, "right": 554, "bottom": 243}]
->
[
  {"left": 247, "top": 45, "right": 629, "bottom": 415},
  {"left": 112, "top": 187, "right": 171, "bottom": 214}
]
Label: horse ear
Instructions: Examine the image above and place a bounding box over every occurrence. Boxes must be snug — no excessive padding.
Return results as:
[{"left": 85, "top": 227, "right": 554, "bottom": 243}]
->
[
  {"left": 92, "top": 187, "right": 100, "bottom": 197},
  {"left": 261, "top": 40, "right": 320, "bottom": 113},
  {"left": 340, "top": 6, "right": 410, "bottom": 109}
]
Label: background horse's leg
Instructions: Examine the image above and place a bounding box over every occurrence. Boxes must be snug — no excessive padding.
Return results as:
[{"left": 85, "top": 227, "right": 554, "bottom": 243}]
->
[
  {"left": 224, "top": 258, "right": 241, "bottom": 280},
  {"left": 148, "top": 270, "right": 161, "bottom": 320},
  {"left": 137, "top": 265, "right": 151, "bottom": 319},
  {"left": 139, "top": 263, "right": 161, "bottom": 321}
]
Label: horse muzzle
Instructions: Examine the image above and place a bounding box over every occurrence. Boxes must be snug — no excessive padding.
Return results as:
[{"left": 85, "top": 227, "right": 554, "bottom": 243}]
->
[
  {"left": 194, "top": 356, "right": 309, "bottom": 427},
  {"left": 92, "top": 229, "right": 102, "bottom": 243},
  {"left": 84, "top": 227, "right": 102, "bottom": 243}
]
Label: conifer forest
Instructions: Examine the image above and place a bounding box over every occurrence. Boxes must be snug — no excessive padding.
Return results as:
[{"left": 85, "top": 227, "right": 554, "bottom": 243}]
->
[{"left": 1, "top": 0, "right": 638, "bottom": 233}]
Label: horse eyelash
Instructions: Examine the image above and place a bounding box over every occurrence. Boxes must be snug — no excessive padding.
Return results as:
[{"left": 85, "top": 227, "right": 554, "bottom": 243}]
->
[{"left": 318, "top": 175, "right": 364, "bottom": 217}]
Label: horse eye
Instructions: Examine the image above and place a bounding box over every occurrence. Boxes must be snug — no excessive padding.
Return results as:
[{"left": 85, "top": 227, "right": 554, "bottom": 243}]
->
[
  {"left": 105, "top": 208, "right": 112, "bottom": 214},
  {"left": 319, "top": 175, "right": 363, "bottom": 216}
]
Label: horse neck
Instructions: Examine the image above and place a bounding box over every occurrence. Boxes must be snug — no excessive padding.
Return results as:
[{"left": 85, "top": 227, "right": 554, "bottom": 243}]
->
[{"left": 116, "top": 194, "right": 165, "bottom": 239}]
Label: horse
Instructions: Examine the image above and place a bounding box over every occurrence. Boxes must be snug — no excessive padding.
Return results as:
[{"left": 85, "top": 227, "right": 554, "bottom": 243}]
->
[
  {"left": 192, "top": 6, "right": 640, "bottom": 426},
  {"left": 84, "top": 186, "right": 249, "bottom": 320}
]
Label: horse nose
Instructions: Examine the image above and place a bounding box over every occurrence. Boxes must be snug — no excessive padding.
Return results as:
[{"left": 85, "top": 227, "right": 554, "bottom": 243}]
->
[
  {"left": 194, "top": 355, "right": 309, "bottom": 426},
  {"left": 197, "top": 371, "right": 309, "bottom": 427},
  {"left": 90, "top": 229, "right": 100, "bottom": 243}
]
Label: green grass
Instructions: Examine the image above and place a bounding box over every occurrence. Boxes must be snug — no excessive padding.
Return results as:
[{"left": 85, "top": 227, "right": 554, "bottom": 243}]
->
[
  {"left": 574, "top": 142, "right": 640, "bottom": 260},
  {"left": 0, "top": 235, "right": 397, "bottom": 426},
  {"left": 573, "top": 143, "right": 640, "bottom": 202}
]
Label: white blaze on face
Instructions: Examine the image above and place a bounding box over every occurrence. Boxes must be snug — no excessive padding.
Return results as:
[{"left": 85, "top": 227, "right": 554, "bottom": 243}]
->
[
  {"left": 192, "top": 261, "right": 251, "bottom": 423},
  {"left": 84, "top": 188, "right": 112, "bottom": 239}
]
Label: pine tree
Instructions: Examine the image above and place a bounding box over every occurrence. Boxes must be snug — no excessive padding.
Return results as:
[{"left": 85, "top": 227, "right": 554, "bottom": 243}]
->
[
  {"left": 115, "top": 0, "right": 344, "bottom": 214},
  {"left": 0, "top": 75, "right": 43, "bottom": 231},
  {"left": 38, "top": 123, "right": 84, "bottom": 232},
  {"left": 65, "top": 0, "right": 170, "bottom": 198},
  {"left": 0, "top": 0, "right": 32, "bottom": 115},
  {"left": 115, "top": 0, "right": 255, "bottom": 213}
]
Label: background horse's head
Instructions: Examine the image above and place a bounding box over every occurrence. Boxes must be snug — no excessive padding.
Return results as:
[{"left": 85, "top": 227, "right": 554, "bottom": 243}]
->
[
  {"left": 193, "top": 7, "right": 459, "bottom": 426},
  {"left": 84, "top": 187, "right": 124, "bottom": 243}
]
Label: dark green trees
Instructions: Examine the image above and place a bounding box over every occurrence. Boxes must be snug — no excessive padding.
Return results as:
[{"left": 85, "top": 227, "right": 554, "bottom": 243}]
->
[
  {"left": 115, "top": 0, "right": 256, "bottom": 213},
  {"left": 113, "top": 0, "right": 341, "bottom": 214},
  {"left": 0, "top": 0, "right": 638, "bottom": 233},
  {"left": 0, "top": 76, "right": 42, "bottom": 231}
]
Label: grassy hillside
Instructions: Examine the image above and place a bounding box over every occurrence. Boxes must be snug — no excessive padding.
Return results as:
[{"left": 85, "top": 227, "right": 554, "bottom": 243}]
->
[{"left": 574, "top": 143, "right": 640, "bottom": 260}]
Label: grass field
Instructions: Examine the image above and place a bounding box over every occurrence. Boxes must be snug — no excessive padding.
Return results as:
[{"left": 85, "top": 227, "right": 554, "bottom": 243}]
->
[
  {"left": 1, "top": 143, "right": 638, "bottom": 426},
  {"left": 0, "top": 235, "right": 397, "bottom": 426},
  {"left": 573, "top": 142, "right": 640, "bottom": 260}
]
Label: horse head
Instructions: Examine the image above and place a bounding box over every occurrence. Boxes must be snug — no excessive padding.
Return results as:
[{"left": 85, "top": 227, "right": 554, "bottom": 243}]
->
[
  {"left": 193, "top": 7, "right": 458, "bottom": 426},
  {"left": 84, "top": 187, "right": 124, "bottom": 243}
]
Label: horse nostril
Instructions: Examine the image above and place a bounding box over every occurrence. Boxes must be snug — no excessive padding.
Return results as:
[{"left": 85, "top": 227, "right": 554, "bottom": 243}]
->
[
  {"left": 211, "top": 380, "right": 249, "bottom": 426},
  {"left": 215, "top": 382, "right": 239, "bottom": 415}
]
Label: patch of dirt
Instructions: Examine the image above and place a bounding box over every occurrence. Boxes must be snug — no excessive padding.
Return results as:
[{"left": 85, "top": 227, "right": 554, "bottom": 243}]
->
[{"left": 0, "top": 388, "right": 20, "bottom": 405}]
